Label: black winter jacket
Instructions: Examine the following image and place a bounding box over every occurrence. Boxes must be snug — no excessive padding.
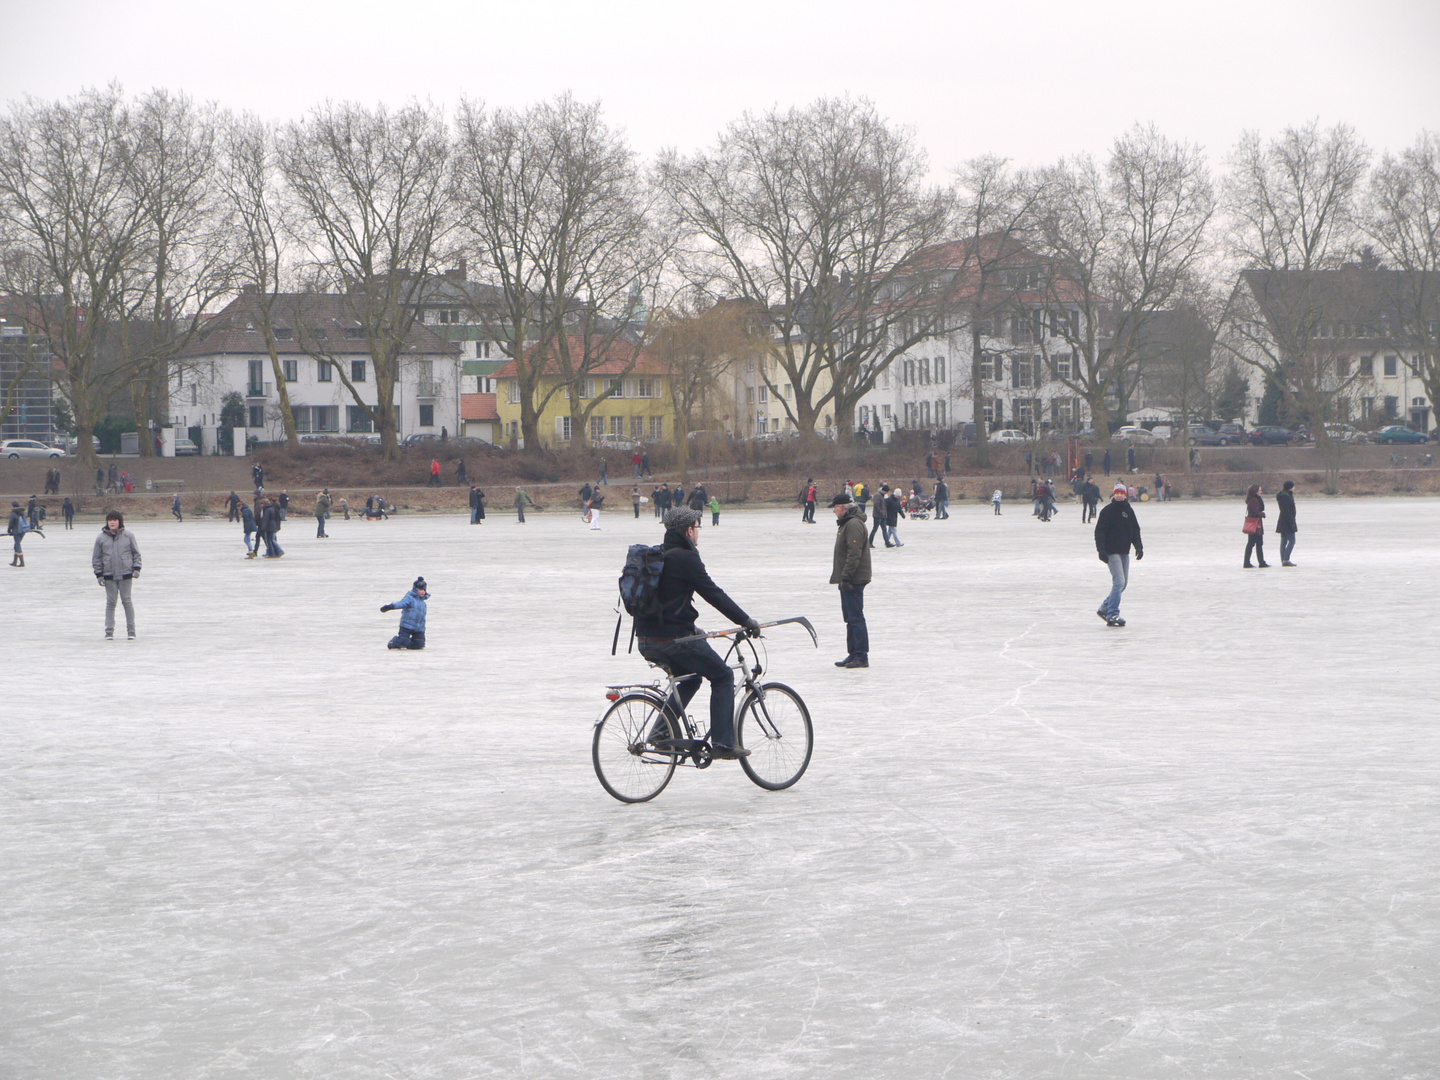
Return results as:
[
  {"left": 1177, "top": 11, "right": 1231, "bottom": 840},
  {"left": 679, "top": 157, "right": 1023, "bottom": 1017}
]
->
[
  {"left": 634, "top": 528, "right": 751, "bottom": 639},
  {"left": 1276, "top": 491, "right": 1297, "bottom": 532},
  {"left": 1095, "top": 498, "right": 1143, "bottom": 558}
]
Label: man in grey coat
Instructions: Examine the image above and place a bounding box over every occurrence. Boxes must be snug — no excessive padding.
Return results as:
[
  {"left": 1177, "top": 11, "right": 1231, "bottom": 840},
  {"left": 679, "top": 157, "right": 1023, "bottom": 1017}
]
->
[
  {"left": 92, "top": 510, "right": 142, "bottom": 639},
  {"left": 829, "top": 493, "right": 872, "bottom": 668}
]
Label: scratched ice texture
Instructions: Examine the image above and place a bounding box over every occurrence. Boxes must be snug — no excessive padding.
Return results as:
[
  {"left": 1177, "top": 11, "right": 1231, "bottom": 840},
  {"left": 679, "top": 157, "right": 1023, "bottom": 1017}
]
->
[{"left": 2, "top": 495, "right": 1437, "bottom": 1079}]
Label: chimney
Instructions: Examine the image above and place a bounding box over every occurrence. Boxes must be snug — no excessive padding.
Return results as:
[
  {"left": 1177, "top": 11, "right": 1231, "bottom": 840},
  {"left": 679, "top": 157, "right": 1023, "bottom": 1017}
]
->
[{"left": 444, "top": 258, "right": 467, "bottom": 282}]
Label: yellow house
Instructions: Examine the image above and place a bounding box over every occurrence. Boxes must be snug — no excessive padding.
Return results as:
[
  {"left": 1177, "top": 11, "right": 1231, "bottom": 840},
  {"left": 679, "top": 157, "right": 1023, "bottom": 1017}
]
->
[{"left": 495, "top": 342, "right": 673, "bottom": 447}]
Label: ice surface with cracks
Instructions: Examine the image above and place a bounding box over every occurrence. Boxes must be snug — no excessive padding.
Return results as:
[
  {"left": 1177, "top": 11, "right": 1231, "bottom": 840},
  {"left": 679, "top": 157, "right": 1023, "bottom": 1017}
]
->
[{"left": 2, "top": 496, "right": 1437, "bottom": 1079}]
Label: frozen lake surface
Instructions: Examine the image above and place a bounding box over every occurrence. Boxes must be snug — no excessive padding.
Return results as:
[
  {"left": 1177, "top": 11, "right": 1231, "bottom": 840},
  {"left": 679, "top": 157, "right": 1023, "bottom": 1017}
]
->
[{"left": 3, "top": 495, "right": 1437, "bottom": 1079}]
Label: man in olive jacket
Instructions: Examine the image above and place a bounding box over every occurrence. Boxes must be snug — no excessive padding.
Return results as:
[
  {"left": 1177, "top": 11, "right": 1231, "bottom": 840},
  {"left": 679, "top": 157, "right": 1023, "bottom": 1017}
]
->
[{"left": 829, "top": 493, "right": 872, "bottom": 668}]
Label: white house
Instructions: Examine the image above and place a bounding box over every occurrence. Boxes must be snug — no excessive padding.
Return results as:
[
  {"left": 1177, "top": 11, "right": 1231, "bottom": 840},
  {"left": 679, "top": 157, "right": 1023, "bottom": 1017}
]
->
[{"left": 172, "top": 292, "right": 461, "bottom": 442}]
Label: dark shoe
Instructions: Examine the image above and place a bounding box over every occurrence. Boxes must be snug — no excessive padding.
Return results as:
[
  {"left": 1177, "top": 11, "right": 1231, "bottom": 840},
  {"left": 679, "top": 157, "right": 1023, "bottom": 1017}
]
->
[
  {"left": 1096, "top": 608, "right": 1109, "bottom": 621},
  {"left": 835, "top": 657, "right": 853, "bottom": 667},
  {"left": 843, "top": 656, "right": 869, "bottom": 668},
  {"left": 709, "top": 744, "right": 751, "bottom": 759},
  {"left": 1243, "top": 563, "right": 1253, "bottom": 568},
  {"left": 1282, "top": 561, "right": 1297, "bottom": 567},
  {"left": 1258, "top": 562, "right": 1271, "bottom": 568},
  {"left": 1106, "top": 616, "right": 1126, "bottom": 627},
  {"left": 104, "top": 630, "right": 113, "bottom": 640},
  {"left": 127, "top": 630, "right": 136, "bottom": 640}
]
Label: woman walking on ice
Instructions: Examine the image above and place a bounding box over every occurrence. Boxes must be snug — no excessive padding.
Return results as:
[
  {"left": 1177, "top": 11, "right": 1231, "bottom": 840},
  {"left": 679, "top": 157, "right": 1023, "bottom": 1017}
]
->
[{"left": 1243, "top": 484, "right": 1270, "bottom": 568}]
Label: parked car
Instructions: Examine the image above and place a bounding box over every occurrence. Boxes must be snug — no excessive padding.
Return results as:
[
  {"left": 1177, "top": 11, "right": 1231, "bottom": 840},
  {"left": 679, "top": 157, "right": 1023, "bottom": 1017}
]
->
[
  {"left": 1374, "top": 425, "right": 1429, "bottom": 445},
  {"left": 1114, "top": 425, "right": 1163, "bottom": 444},
  {"left": 1215, "top": 423, "right": 1246, "bottom": 443},
  {"left": 1322, "top": 423, "right": 1366, "bottom": 444},
  {"left": 173, "top": 437, "right": 200, "bottom": 456},
  {"left": 1185, "top": 424, "right": 1227, "bottom": 446},
  {"left": 1, "top": 438, "right": 63, "bottom": 459},
  {"left": 402, "top": 432, "right": 441, "bottom": 447},
  {"left": 595, "top": 433, "right": 640, "bottom": 450},
  {"left": 988, "top": 428, "right": 1029, "bottom": 444},
  {"left": 1248, "top": 425, "right": 1300, "bottom": 446}
]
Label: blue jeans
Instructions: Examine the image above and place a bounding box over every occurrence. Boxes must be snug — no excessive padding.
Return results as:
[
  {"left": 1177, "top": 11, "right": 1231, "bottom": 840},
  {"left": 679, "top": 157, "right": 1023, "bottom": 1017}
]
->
[
  {"left": 840, "top": 584, "right": 869, "bottom": 659},
  {"left": 243, "top": 529, "right": 254, "bottom": 552},
  {"left": 638, "top": 637, "right": 737, "bottom": 749},
  {"left": 1280, "top": 532, "right": 1296, "bottom": 562},
  {"left": 935, "top": 498, "right": 949, "bottom": 519},
  {"left": 884, "top": 524, "right": 900, "bottom": 546},
  {"left": 1101, "top": 553, "right": 1129, "bottom": 617}
]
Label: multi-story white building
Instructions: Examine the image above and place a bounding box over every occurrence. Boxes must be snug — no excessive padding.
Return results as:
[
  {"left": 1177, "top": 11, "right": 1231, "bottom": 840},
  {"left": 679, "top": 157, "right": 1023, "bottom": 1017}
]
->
[
  {"left": 172, "top": 292, "right": 461, "bottom": 442},
  {"left": 856, "top": 239, "right": 1092, "bottom": 439},
  {"left": 1221, "top": 267, "right": 1438, "bottom": 432}
]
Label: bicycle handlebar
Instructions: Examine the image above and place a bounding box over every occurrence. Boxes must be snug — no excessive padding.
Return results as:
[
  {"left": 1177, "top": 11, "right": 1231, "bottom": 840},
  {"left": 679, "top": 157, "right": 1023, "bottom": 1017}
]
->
[{"left": 672, "top": 616, "right": 817, "bottom": 648}]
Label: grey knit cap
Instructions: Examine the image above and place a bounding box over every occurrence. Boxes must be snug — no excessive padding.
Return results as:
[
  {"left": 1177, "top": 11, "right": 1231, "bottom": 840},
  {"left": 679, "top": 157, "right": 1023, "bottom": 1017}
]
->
[{"left": 663, "top": 507, "right": 702, "bottom": 531}]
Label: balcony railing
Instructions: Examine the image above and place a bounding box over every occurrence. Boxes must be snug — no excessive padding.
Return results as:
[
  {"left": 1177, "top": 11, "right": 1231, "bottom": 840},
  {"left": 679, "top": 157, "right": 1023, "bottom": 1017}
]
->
[
  {"left": 415, "top": 380, "right": 439, "bottom": 398},
  {"left": 246, "top": 383, "right": 270, "bottom": 398}
]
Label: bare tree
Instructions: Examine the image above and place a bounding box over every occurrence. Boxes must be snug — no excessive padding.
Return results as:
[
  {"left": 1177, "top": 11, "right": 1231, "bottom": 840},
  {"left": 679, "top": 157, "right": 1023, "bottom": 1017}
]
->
[
  {"left": 1365, "top": 132, "right": 1440, "bottom": 424},
  {"left": 649, "top": 296, "right": 760, "bottom": 478},
  {"left": 279, "top": 101, "right": 451, "bottom": 461},
  {"left": 1217, "top": 122, "right": 1372, "bottom": 487},
  {"left": 116, "top": 89, "right": 235, "bottom": 455},
  {"left": 218, "top": 114, "right": 301, "bottom": 448},
  {"left": 0, "top": 86, "right": 149, "bottom": 470},
  {"left": 951, "top": 156, "right": 1042, "bottom": 465},
  {"left": 1030, "top": 125, "right": 1216, "bottom": 447},
  {"left": 658, "top": 97, "right": 953, "bottom": 437},
  {"left": 453, "top": 94, "right": 661, "bottom": 449}
]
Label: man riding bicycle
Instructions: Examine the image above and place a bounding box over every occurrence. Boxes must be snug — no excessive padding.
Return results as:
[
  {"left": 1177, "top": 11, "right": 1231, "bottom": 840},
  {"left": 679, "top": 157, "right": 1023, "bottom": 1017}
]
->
[{"left": 634, "top": 507, "right": 761, "bottom": 759}]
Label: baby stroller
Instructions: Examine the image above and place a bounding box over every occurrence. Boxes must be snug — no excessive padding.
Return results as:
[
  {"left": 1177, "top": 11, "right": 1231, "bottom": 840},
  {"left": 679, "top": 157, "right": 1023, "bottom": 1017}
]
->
[{"left": 906, "top": 493, "right": 935, "bottom": 520}]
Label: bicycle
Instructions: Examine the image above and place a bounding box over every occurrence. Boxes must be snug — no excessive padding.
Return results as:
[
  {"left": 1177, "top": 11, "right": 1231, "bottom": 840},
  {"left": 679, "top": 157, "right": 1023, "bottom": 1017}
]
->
[{"left": 592, "top": 618, "right": 817, "bottom": 803}]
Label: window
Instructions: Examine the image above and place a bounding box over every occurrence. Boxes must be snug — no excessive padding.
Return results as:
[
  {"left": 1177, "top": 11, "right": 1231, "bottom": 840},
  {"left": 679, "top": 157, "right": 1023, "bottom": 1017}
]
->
[
  {"left": 934, "top": 357, "right": 946, "bottom": 382},
  {"left": 1385, "top": 395, "right": 1399, "bottom": 418},
  {"left": 1360, "top": 356, "right": 1374, "bottom": 377},
  {"left": 935, "top": 400, "right": 946, "bottom": 426},
  {"left": 294, "top": 407, "right": 312, "bottom": 433},
  {"left": 1056, "top": 353, "right": 1072, "bottom": 378},
  {"left": 758, "top": 385, "right": 768, "bottom": 403},
  {"left": 635, "top": 378, "right": 655, "bottom": 398},
  {"left": 282, "top": 359, "right": 298, "bottom": 382},
  {"left": 1360, "top": 397, "right": 1374, "bottom": 419},
  {"left": 881, "top": 404, "right": 891, "bottom": 420},
  {"left": 351, "top": 360, "right": 367, "bottom": 382},
  {"left": 556, "top": 416, "right": 572, "bottom": 442},
  {"left": 190, "top": 385, "right": 197, "bottom": 406},
  {"left": 746, "top": 386, "right": 755, "bottom": 404},
  {"left": 1384, "top": 355, "right": 1398, "bottom": 377},
  {"left": 507, "top": 381, "right": 520, "bottom": 404},
  {"left": 274, "top": 327, "right": 294, "bottom": 340},
  {"left": 590, "top": 416, "right": 605, "bottom": 440},
  {"left": 419, "top": 404, "right": 434, "bottom": 427},
  {"left": 1012, "top": 315, "right": 1034, "bottom": 345},
  {"left": 347, "top": 406, "right": 372, "bottom": 433},
  {"left": 313, "top": 329, "right": 327, "bottom": 341},
  {"left": 757, "top": 412, "right": 768, "bottom": 432},
  {"left": 314, "top": 406, "right": 338, "bottom": 432},
  {"left": 649, "top": 416, "right": 663, "bottom": 440},
  {"left": 919, "top": 358, "right": 930, "bottom": 385},
  {"left": 903, "top": 360, "right": 914, "bottom": 386},
  {"left": 248, "top": 360, "right": 265, "bottom": 395},
  {"left": 607, "top": 378, "right": 625, "bottom": 398},
  {"left": 631, "top": 416, "right": 645, "bottom": 438},
  {"left": 610, "top": 415, "right": 624, "bottom": 435},
  {"left": 344, "top": 327, "right": 364, "bottom": 341},
  {"left": 479, "top": 341, "right": 491, "bottom": 359},
  {"left": 317, "top": 360, "right": 332, "bottom": 382},
  {"left": 920, "top": 400, "right": 931, "bottom": 426},
  {"left": 1414, "top": 396, "right": 1428, "bottom": 407},
  {"left": 1336, "top": 357, "right": 1349, "bottom": 378},
  {"left": 248, "top": 405, "right": 264, "bottom": 428},
  {"left": 982, "top": 398, "right": 1000, "bottom": 424},
  {"left": 1012, "top": 357, "right": 1039, "bottom": 389}
]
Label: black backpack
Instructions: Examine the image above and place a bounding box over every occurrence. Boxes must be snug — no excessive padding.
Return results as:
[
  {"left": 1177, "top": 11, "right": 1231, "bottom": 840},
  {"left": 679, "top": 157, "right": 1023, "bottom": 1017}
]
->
[
  {"left": 619, "top": 544, "right": 666, "bottom": 618},
  {"left": 614, "top": 543, "right": 667, "bottom": 654}
]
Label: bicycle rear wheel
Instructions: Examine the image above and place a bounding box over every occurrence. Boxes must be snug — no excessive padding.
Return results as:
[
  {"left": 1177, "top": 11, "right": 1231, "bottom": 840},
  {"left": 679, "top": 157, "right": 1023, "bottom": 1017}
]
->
[
  {"left": 737, "top": 682, "right": 813, "bottom": 790},
  {"left": 593, "top": 693, "right": 679, "bottom": 803}
]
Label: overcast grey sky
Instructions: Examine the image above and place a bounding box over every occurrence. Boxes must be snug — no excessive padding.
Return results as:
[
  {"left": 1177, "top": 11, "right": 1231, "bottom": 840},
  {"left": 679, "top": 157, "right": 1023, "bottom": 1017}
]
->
[{"left": 3, "top": 0, "right": 1437, "bottom": 172}]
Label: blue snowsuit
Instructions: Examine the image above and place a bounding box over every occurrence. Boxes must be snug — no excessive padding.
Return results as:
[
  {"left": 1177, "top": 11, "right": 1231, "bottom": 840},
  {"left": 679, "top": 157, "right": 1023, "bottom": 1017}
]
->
[{"left": 387, "top": 588, "right": 428, "bottom": 650}]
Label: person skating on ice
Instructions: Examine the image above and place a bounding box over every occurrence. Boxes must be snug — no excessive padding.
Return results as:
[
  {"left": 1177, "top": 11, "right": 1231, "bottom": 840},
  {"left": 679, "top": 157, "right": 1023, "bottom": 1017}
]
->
[
  {"left": 382, "top": 577, "right": 429, "bottom": 650},
  {"left": 7, "top": 500, "right": 30, "bottom": 567},
  {"left": 1277, "top": 480, "right": 1298, "bottom": 566},
  {"left": 1094, "top": 480, "right": 1142, "bottom": 627},
  {"left": 829, "top": 493, "right": 871, "bottom": 668},
  {"left": 92, "top": 510, "right": 141, "bottom": 638}
]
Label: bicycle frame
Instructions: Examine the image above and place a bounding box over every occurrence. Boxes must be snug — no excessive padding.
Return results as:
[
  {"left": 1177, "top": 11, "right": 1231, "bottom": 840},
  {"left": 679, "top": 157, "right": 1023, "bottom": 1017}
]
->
[{"left": 599, "top": 632, "right": 785, "bottom": 766}]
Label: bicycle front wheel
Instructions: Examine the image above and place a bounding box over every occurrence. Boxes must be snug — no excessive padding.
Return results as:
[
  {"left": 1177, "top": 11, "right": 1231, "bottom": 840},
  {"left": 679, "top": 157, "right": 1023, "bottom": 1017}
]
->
[
  {"left": 593, "top": 693, "right": 679, "bottom": 803},
  {"left": 737, "top": 682, "right": 813, "bottom": 790}
]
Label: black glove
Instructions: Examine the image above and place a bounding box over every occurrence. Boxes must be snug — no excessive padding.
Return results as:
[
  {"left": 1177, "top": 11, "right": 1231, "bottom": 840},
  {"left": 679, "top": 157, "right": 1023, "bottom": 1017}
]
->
[
  {"left": 743, "top": 617, "right": 763, "bottom": 637},
  {"left": 1135, "top": 548, "right": 1144, "bottom": 561},
  {"left": 380, "top": 604, "right": 394, "bottom": 613}
]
